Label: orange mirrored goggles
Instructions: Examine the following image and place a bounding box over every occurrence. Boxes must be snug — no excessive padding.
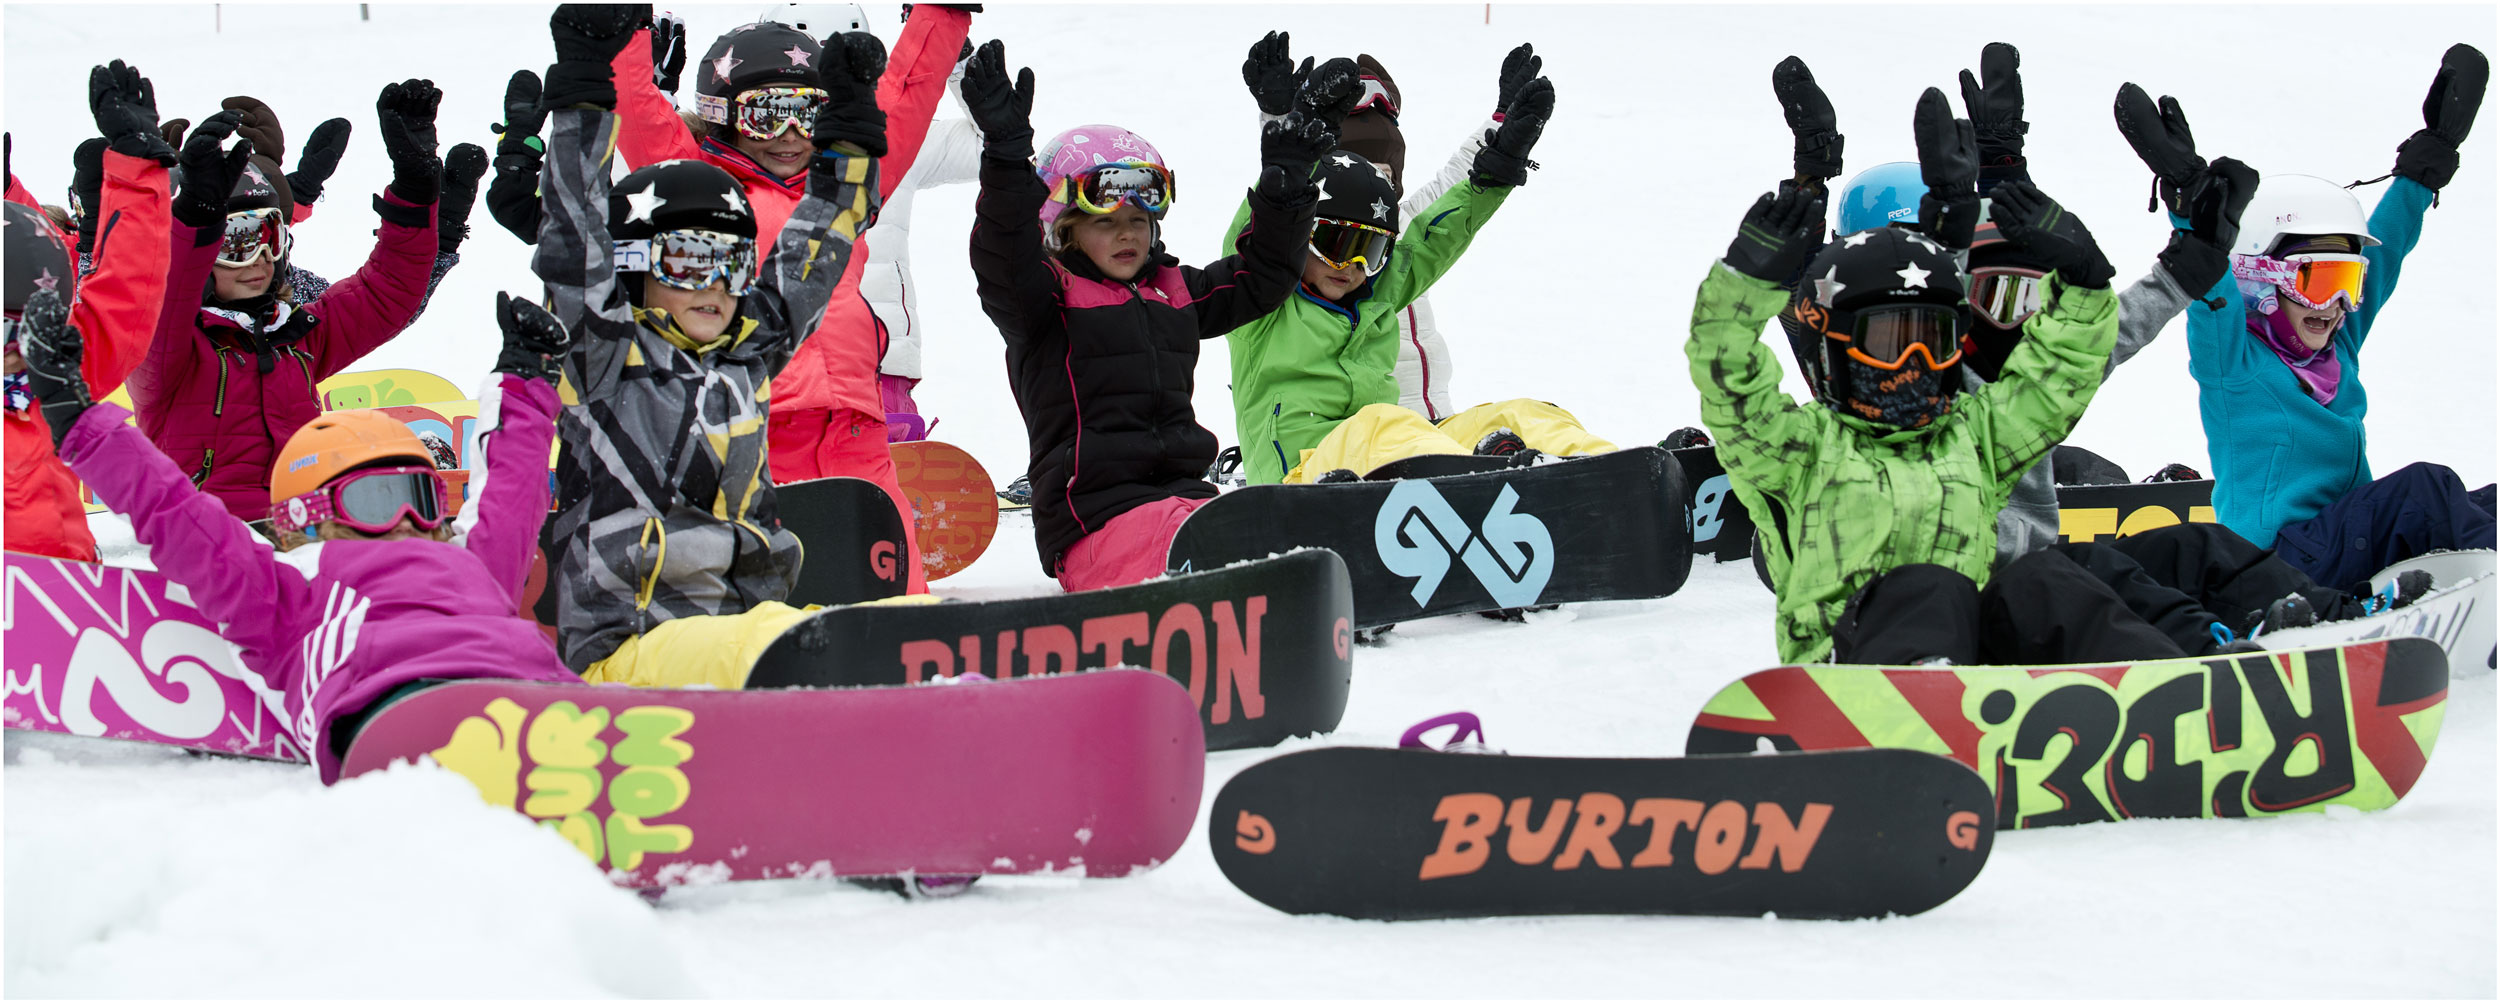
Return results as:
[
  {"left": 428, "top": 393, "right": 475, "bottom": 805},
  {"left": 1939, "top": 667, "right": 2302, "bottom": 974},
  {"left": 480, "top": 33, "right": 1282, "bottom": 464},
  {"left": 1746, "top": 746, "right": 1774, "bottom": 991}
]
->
[
  {"left": 1836, "top": 305, "right": 1964, "bottom": 371},
  {"left": 2234, "top": 253, "right": 2366, "bottom": 311}
]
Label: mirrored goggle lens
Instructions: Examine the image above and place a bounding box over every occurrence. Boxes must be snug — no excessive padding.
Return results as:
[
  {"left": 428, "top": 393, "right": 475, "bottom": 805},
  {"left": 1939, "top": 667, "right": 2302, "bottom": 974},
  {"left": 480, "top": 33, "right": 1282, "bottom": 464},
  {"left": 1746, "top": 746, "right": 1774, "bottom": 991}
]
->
[
  {"left": 1968, "top": 269, "right": 2045, "bottom": 329},
  {"left": 1308, "top": 220, "right": 1393, "bottom": 275},
  {"left": 219, "top": 209, "right": 288, "bottom": 266},
  {"left": 1851, "top": 306, "right": 1963, "bottom": 370},
  {"left": 2279, "top": 257, "right": 2365, "bottom": 310},
  {"left": 1071, "top": 163, "right": 1173, "bottom": 216},
  {"left": 330, "top": 467, "right": 446, "bottom": 531},
  {"left": 1353, "top": 77, "right": 1398, "bottom": 116},
  {"left": 652, "top": 230, "right": 760, "bottom": 295},
  {"left": 734, "top": 86, "right": 829, "bottom": 141}
]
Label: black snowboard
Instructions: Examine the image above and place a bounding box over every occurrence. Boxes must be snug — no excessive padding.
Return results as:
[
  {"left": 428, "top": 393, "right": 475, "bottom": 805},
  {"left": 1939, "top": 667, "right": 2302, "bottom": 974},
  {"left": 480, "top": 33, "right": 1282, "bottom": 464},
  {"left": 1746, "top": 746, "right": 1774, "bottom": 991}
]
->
[
  {"left": 1670, "top": 445, "right": 1758, "bottom": 564},
  {"left": 1169, "top": 446, "right": 1692, "bottom": 629},
  {"left": 2053, "top": 478, "right": 2216, "bottom": 546},
  {"left": 777, "top": 476, "right": 913, "bottom": 606},
  {"left": 1212, "top": 746, "right": 1994, "bottom": 920},
  {"left": 746, "top": 550, "right": 1354, "bottom": 750}
]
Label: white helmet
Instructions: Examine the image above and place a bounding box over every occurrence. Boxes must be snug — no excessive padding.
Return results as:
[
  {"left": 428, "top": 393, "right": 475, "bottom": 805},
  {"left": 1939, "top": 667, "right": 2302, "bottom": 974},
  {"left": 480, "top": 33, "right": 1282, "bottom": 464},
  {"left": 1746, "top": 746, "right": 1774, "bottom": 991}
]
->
[
  {"left": 2234, "top": 174, "right": 2382, "bottom": 258},
  {"left": 761, "top": 3, "right": 870, "bottom": 36}
]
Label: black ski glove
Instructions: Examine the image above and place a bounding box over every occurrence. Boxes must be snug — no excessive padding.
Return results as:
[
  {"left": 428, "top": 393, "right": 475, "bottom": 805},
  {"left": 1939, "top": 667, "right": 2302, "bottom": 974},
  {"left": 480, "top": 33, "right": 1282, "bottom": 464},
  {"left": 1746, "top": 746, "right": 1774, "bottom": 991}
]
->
[
  {"left": 493, "top": 291, "right": 574, "bottom": 384},
  {"left": 1772, "top": 56, "right": 1843, "bottom": 182},
  {"left": 1989, "top": 179, "right": 2113, "bottom": 290},
  {"left": 375, "top": 79, "right": 443, "bottom": 205},
  {"left": 438, "top": 143, "right": 487, "bottom": 255},
  {"left": 1473, "top": 75, "right": 1552, "bottom": 187},
  {"left": 543, "top": 3, "right": 648, "bottom": 111},
  {"left": 651, "top": 10, "right": 688, "bottom": 96},
  {"left": 70, "top": 138, "right": 104, "bottom": 257},
  {"left": 2157, "top": 155, "right": 2257, "bottom": 297},
  {"left": 1723, "top": 183, "right": 1828, "bottom": 283},
  {"left": 289, "top": 117, "right": 351, "bottom": 207},
  {"left": 171, "top": 111, "right": 252, "bottom": 229},
  {"left": 89, "top": 60, "right": 177, "bottom": 166},
  {"left": 961, "top": 39, "right": 1035, "bottom": 157},
  {"left": 1497, "top": 43, "right": 1542, "bottom": 118},
  {"left": 1297, "top": 56, "right": 1364, "bottom": 132},
  {"left": 16, "top": 288, "right": 93, "bottom": 453},
  {"left": 2393, "top": 42, "right": 2488, "bottom": 192},
  {"left": 1958, "top": 42, "right": 2027, "bottom": 176},
  {"left": 1242, "top": 30, "right": 1307, "bottom": 117},
  {"left": 1912, "top": 87, "right": 1980, "bottom": 251},
  {"left": 485, "top": 153, "right": 546, "bottom": 245},
  {"left": 495, "top": 68, "right": 548, "bottom": 156},
  {"left": 2113, "top": 82, "right": 2208, "bottom": 214},
  {"left": 814, "top": 31, "right": 890, "bottom": 160},
  {"left": 1258, "top": 110, "right": 1335, "bottom": 201}
]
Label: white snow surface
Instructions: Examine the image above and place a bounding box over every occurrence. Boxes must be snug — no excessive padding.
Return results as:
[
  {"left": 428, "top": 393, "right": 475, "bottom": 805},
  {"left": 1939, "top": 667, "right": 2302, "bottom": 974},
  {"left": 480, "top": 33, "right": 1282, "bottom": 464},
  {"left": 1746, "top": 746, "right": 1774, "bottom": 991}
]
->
[{"left": 6, "top": 3, "right": 2497, "bottom": 997}]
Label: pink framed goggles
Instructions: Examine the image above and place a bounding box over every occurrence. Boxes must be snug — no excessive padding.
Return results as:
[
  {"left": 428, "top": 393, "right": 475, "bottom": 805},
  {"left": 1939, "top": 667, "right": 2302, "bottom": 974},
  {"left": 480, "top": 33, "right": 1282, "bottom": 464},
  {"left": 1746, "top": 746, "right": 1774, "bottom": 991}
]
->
[{"left": 271, "top": 465, "right": 450, "bottom": 536}]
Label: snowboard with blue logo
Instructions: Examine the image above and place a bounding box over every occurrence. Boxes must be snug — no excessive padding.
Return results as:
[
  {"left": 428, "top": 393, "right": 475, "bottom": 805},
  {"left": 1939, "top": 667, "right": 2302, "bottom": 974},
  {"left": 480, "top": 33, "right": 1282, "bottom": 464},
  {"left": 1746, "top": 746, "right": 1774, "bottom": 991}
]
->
[{"left": 1167, "top": 446, "right": 1692, "bottom": 629}]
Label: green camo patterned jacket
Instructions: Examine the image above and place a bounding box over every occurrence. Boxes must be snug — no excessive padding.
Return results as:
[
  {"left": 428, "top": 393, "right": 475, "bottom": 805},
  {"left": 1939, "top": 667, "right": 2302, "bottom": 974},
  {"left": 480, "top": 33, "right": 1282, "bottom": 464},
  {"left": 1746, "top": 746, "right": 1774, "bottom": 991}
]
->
[{"left": 1685, "top": 262, "right": 2118, "bottom": 663}]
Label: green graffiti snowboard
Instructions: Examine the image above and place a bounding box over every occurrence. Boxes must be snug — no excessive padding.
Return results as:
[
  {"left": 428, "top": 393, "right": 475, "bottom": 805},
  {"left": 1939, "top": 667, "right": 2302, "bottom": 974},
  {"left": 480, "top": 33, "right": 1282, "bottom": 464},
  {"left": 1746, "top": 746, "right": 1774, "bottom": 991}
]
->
[{"left": 1685, "top": 638, "right": 2447, "bottom": 828}]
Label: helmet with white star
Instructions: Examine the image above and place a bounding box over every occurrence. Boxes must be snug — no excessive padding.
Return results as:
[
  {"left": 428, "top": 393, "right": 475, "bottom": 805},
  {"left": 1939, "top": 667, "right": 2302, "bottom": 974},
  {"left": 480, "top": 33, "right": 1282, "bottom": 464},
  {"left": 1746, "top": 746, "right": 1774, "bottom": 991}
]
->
[
  {"left": 610, "top": 158, "right": 757, "bottom": 244},
  {"left": 4, "top": 201, "right": 75, "bottom": 317},
  {"left": 1313, "top": 148, "right": 1399, "bottom": 234},
  {"left": 1778, "top": 226, "right": 1970, "bottom": 427},
  {"left": 694, "top": 21, "right": 826, "bottom": 129}
]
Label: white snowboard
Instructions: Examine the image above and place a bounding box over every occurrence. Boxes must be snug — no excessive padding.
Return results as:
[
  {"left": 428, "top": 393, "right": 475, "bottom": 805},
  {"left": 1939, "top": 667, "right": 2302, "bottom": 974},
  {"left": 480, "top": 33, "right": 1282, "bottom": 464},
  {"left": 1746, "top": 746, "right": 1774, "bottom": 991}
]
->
[{"left": 2261, "top": 549, "right": 2496, "bottom": 676}]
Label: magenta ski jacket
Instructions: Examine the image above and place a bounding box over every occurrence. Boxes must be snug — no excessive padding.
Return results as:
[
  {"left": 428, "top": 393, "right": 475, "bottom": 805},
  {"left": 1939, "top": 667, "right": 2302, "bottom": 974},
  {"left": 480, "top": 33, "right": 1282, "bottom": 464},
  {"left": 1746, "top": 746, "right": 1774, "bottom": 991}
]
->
[{"left": 59, "top": 374, "right": 581, "bottom": 782}]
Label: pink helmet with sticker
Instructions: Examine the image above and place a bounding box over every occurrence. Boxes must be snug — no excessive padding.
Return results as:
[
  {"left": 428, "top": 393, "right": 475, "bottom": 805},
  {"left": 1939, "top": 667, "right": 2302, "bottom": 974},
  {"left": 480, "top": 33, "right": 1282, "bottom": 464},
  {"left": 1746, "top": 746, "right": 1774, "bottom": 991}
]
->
[{"left": 1034, "top": 124, "right": 1172, "bottom": 229}]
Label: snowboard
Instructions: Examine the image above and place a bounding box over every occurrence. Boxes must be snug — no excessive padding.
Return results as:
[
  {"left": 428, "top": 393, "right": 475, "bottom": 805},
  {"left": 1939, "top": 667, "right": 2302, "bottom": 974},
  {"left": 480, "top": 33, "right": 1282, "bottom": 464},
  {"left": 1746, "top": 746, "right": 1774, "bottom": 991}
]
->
[
  {"left": 746, "top": 550, "right": 1354, "bottom": 751},
  {"left": 338, "top": 669, "right": 1207, "bottom": 887},
  {"left": 315, "top": 368, "right": 467, "bottom": 410},
  {"left": 1686, "top": 637, "right": 2448, "bottom": 829},
  {"left": 1167, "top": 446, "right": 1692, "bottom": 629},
  {"left": 2, "top": 551, "right": 305, "bottom": 762},
  {"left": 1210, "top": 746, "right": 1993, "bottom": 920},
  {"left": 2263, "top": 550, "right": 2496, "bottom": 673},
  {"left": 1671, "top": 445, "right": 1758, "bottom": 564},
  {"left": 2054, "top": 478, "right": 2217, "bottom": 544},
  {"left": 890, "top": 440, "right": 999, "bottom": 581},
  {"left": 775, "top": 476, "right": 914, "bottom": 607}
]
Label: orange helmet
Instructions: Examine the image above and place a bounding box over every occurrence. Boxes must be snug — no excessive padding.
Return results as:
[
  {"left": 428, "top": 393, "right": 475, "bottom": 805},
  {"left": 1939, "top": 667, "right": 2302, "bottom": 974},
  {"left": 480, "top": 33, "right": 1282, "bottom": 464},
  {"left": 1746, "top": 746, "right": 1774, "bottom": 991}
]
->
[{"left": 269, "top": 410, "right": 436, "bottom": 506}]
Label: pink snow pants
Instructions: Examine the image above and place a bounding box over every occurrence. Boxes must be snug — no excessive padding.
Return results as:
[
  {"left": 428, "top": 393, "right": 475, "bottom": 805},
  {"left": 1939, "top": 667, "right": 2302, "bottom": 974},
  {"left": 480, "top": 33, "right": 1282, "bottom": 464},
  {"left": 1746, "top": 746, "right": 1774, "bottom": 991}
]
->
[{"left": 1055, "top": 496, "right": 1210, "bottom": 593}]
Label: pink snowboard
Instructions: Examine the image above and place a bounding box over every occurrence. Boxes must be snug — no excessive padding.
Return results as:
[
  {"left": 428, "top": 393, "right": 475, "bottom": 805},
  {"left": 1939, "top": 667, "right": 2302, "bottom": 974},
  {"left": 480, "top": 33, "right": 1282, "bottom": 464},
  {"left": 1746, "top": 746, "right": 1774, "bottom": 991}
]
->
[
  {"left": 3, "top": 551, "right": 304, "bottom": 762},
  {"left": 338, "top": 669, "right": 1206, "bottom": 886}
]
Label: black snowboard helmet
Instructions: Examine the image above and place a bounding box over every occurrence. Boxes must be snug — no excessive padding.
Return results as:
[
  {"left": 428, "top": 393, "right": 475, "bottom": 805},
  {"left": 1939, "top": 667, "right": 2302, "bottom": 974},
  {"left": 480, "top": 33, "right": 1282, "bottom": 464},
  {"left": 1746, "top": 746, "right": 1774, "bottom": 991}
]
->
[
  {"left": 693, "top": 22, "right": 825, "bottom": 140},
  {"left": 1315, "top": 149, "right": 1398, "bottom": 233},
  {"left": 4, "top": 201, "right": 76, "bottom": 317},
  {"left": 609, "top": 159, "right": 758, "bottom": 310},
  {"left": 1780, "top": 226, "right": 1969, "bottom": 429}
]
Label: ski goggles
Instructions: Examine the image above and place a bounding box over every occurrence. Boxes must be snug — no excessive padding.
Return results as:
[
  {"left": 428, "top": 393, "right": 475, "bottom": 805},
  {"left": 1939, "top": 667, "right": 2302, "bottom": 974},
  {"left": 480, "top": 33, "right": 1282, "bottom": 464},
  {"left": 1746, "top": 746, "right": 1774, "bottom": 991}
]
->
[
  {"left": 218, "top": 207, "right": 291, "bottom": 267},
  {"left": 270, "top": 465, "right": 450, "bottom": 536},
  {"left": 1061, "top": 160, "right": 1175, "bottom": 217},
  {"left": 2234, "top": 253, "right": 2366, "bottom": 311},
  {"left": 726, "top": 85, "right": 830, "bottom": 142},
  {"left": 1307, "top": 218, "right": 1393, "bottom": 275},
  {"left": 1968, "top": 266, "right": 2047, "bottom": 330},
  {"left": 614, "top": 229, "right": 761, "bottom": 295},
  {"left": 1842, "top": 305, "right": 1964, "bottom": 371},
  {"left": 1352, "top": 76, "right": 1398, "bottom": 117}
]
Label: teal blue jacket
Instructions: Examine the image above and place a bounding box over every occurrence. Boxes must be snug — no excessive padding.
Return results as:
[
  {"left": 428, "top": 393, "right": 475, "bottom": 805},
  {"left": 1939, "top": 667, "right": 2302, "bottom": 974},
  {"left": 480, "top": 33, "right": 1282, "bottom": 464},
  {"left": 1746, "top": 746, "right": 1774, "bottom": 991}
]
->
[{"left": 2182, "top": 177, "right": 2431, "bottom": 546}]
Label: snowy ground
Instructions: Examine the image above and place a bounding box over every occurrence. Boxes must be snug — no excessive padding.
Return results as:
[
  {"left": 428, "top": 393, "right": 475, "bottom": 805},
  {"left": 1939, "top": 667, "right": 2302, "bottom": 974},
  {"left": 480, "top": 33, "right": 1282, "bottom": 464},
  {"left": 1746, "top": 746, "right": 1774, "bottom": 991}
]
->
[{"left": 6, "top": 2, "right": 2496, "bottom": 998}]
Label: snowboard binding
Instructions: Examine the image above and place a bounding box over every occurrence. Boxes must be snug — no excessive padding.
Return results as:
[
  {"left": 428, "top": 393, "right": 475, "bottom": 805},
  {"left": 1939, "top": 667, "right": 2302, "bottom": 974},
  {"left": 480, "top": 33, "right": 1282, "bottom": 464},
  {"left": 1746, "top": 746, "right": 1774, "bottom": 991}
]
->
[{"left": 1398, "top": 712, "right": 1504, "bottom": 755}]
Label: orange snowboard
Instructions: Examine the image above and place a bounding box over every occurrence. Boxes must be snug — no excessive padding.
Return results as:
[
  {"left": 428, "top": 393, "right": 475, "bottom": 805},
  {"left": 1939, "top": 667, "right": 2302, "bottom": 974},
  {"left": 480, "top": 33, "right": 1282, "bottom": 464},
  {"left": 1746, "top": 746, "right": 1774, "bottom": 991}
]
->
[{"left": 892, "top": 440, "right": 1000, "bottom": 581}]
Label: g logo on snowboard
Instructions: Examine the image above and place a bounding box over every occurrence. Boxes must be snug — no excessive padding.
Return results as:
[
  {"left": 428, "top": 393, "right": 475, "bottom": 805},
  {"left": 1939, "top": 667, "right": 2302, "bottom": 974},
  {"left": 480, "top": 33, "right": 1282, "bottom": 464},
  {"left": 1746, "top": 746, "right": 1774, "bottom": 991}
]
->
[{"left": 1373, "top": 480, "right": 1555, "bottom": 610}]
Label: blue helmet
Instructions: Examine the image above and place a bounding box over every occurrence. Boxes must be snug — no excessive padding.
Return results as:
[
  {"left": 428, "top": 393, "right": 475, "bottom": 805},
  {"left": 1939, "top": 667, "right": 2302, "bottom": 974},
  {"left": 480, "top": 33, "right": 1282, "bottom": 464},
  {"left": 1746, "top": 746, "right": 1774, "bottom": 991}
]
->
[{"left": 1836, "top": 161, "right": 1926, "bottom": 235}]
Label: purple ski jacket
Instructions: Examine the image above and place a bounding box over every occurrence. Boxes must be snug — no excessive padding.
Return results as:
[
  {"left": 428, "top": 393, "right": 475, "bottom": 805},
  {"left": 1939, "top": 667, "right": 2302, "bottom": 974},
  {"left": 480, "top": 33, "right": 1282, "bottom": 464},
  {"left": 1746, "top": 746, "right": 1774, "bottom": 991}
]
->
[{"left": 59, "top": 374, "right": 580, "bottom": 782}]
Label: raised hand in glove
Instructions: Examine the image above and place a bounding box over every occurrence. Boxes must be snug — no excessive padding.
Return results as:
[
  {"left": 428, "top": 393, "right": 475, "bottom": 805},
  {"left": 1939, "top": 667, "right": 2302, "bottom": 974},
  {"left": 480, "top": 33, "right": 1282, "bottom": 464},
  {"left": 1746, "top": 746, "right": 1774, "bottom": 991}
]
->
[
  {"left": 1242, "top": 30, "right": 1308, "bottom": 117},
  {"left": 1723, "top": 182, "right": 1827, "bottom": 283},
  {"left": 70, "top": 138, "right": 105, "bottom": 256},
  {"left": 2113, "top": 82, "right": 2208, "bottom": 213},
  {"left": 1772, "top": 55, "right": 1843, "bottom": 182},
  {"left": 1473, "top": 75, "right": 1552, "bottom": 187},
  {"left": 2394, "top": 42, "right": 2488, "bottom": 192},
  {"left": 813, "top": 31, "right": 892, "bottom": 160},
  {"left": 439, "top": 143, "right": 488, "bottom": 255},
  {"left": 1912, "top": 87, "right": 1979, "bottom": 251},
  {"left": 375, "top": 78, "right": 443, "bottom": 204},
  {"left": 2157, "top": 156, "right": 2257, "bottom": 297},
  {"left": 15, "top": 288, "right": 93, "bottom": 452},
  {"left": 651, "top": 10, "right": 688, "bottom": 95},
  {"left": 171, "top": 111, "right": 253, "bottom": 228},
  {"left": 1989, "top": 179, "right": 2114, "bottom": 290},
  {"left": 544, "top": 3, "right": 651, "bottom": 110},
  {"left": 494, "top": 68, "right": 548, "bottom": 155},
  {"left": 88, "top": 60, "right": 176, "bottom": 166},
  {"left": 1497, "top": 43, "right": 1542, "bottom": 118},
  {"left": 960, "top": 39, "right": 1035, "bottom": 155},
  {"left": 288, "top": 117, "right": 351, "bottom": 207},
  {"left": 494, "top": 291, "right": 574, "bottom": 384},
  {"left": 1256, "top": 110, "right": 1335, "bottom": 203},
  {"left": 1958, "top": 42, "right": 2027, "bottom": 172},
  {"left": 1296, "top": 56, "right": 1364, "bottom": 130}
]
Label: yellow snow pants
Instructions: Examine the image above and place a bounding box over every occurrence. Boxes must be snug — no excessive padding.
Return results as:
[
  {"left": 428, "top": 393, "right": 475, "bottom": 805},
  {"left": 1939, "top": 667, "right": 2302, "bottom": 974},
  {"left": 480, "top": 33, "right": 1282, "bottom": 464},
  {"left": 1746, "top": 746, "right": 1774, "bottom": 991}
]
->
[
  {"left": 580, "top": 601, "right": 823, "bottom": 689},
  {"left": 1282, "top": 399, "right": 1618, "bottom": 483}
]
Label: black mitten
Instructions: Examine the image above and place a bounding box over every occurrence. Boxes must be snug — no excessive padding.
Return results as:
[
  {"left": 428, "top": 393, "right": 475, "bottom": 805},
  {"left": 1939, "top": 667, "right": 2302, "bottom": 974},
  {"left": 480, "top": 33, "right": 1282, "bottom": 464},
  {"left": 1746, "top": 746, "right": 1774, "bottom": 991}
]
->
[
  {"left": 1912, "top": 87, "right": 1980, "bottom": 251},
  {"left": 2157, "top": 155, "right": 2258, "bottom": 297},
  {"left": 2394, "top": 42, "right": 2488, "bottom": 192},
  {"left": 290, "top": 118, "right": 351, "bottom": 206},
  {"left": 1772, "top": 56, "right": 1843, "bottom": 180},
  {"left": 813, "top": 31, "right": 890, "bottom": 158},
  {"left": 439, "top": 143, "right": 488, "bottom": 255},
  {"left": 1958, "top": 42, "right": 2027, "bottom": 173},
  {"left": 70, "top": 138, "right": 104, "bottom": 257},
  {"left": 543, "top": 3, "right": 649, "bottom": 110},
  {"left": 2113, "top": 83, "right": 2206, "bottom": 214}
]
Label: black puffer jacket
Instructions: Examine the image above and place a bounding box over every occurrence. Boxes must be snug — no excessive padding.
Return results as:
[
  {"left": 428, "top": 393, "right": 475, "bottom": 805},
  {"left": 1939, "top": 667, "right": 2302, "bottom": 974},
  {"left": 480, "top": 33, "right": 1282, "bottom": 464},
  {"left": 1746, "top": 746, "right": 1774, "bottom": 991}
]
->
[{"left": 970, "top": 153, "right": 1314, "bottom": 575}]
